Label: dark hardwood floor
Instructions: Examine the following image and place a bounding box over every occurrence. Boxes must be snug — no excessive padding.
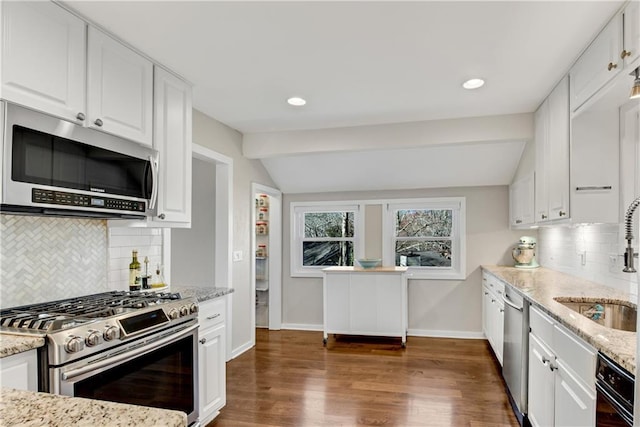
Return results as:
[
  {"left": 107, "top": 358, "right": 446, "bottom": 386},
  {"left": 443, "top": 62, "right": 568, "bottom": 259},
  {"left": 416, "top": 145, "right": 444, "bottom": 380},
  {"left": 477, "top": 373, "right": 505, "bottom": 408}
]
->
[{"left": 209, "top": 329, "right": 518, "bottom": 427}]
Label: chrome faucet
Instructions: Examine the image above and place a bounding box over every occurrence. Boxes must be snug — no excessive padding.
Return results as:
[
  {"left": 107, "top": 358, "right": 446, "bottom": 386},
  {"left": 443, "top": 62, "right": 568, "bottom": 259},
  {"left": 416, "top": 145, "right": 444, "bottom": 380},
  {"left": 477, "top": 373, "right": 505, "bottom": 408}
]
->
[{"left": 623, "top": 196, "right": 640, "bottom": 273}]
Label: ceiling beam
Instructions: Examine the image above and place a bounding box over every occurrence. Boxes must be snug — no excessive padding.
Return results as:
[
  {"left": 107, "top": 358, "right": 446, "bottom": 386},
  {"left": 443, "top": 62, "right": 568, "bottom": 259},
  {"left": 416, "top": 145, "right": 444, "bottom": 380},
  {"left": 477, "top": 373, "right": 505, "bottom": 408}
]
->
[{"left": 242, "top": 113, "right": 533, "bottom": 159}]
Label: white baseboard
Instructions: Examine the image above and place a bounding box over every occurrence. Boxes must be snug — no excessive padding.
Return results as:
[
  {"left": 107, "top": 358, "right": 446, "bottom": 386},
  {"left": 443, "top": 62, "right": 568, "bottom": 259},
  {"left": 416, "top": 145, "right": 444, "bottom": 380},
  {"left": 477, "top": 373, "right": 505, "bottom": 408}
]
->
[
  {"left": 230, "top": 340, "right": 254, "bottom": 359},
  {"left": 281, "top": 323, "right": 323, "bottom": 331},
  {"left": 407, "top": 329, "right": 485, "bottom": 339}
]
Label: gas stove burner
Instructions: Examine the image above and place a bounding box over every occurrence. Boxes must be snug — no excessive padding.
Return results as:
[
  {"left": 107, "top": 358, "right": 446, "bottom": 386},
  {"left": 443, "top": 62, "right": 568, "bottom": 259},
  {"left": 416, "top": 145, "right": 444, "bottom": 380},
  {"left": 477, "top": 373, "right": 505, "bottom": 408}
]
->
[{"left": 0, "top": 290, "right": 188, "bottom": 335}]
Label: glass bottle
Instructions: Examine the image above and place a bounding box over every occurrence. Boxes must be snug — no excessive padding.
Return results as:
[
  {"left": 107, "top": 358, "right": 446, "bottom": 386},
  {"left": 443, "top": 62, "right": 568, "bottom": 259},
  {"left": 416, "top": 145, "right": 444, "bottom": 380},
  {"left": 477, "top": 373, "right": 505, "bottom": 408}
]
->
[{"left": 129, "top": 250, "right": 141, "bottom": 291}]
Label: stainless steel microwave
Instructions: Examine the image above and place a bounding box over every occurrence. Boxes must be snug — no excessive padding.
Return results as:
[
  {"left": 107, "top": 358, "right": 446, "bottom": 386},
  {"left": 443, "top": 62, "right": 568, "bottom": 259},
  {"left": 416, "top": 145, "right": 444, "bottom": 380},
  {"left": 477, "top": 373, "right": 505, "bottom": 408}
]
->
[{"left": 1, "top": 102, "right": 158, "bottom": 219}]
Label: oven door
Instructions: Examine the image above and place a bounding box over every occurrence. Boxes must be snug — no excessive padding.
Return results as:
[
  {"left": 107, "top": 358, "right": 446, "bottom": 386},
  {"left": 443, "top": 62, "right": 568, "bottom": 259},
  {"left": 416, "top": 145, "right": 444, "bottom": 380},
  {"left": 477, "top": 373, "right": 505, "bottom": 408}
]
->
[{"left": 51, "top": 323, "right": 198, "bottom": 425}]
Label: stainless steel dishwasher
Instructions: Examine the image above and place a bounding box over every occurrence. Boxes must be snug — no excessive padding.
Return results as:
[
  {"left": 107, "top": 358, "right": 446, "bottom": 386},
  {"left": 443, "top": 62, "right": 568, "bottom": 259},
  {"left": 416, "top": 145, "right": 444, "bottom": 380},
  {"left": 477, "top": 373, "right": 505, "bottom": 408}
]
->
[{"left": 502, "top": 286, "right": 529, "bottom": 425}]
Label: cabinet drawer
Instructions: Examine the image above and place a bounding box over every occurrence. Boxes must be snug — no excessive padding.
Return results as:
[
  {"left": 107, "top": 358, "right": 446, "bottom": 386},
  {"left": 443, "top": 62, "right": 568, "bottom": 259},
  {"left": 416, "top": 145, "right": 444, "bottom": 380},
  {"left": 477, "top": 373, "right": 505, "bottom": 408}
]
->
[
  {"left": 199, "top": 298, "right": 226, "bottom": 330},
  {"left": 553, "top": 323, "right": 596, "bottom": 390},
  {"left": 530, "top": 305, "right": 554, "bottom": 347},
  {"left": 485, "top": 273, "right": 505, "bottom": 296}
]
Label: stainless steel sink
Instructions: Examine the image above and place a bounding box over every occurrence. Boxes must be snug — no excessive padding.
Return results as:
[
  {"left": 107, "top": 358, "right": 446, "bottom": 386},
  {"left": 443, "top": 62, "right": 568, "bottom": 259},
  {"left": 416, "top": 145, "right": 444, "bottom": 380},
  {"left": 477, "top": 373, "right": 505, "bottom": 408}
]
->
[{"left": 553, "top": 297, "right": 637, "bottom": 332}]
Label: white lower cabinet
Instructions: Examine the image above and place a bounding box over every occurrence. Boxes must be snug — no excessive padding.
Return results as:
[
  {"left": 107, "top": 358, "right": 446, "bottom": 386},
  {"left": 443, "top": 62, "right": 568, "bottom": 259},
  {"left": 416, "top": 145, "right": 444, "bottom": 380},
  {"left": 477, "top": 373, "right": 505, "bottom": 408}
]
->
[
  {"left": 528, "top": 306, "right": 596, "bottom": 427},
  {"left": 482, "top": 272, "right": 504, "bottom": 365},
  {"left": 528, "top": 334, "right": 555, "bottom": 427},
  {"left": 198, "top": 298, "right": 227, "bottom": 425},
  {"left": 323, "top": 267, "right": 408, "bottom": 345},
  {"left": 0, "top": 349, "right": 38, "bottom": 391}
]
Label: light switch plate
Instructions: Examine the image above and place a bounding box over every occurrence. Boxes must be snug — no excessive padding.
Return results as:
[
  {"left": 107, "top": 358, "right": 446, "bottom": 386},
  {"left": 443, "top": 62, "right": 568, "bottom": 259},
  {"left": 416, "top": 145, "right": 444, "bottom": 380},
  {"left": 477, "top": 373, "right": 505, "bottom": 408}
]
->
[{"left": 233, "top": 250, "right": 243, "bottom": 262}]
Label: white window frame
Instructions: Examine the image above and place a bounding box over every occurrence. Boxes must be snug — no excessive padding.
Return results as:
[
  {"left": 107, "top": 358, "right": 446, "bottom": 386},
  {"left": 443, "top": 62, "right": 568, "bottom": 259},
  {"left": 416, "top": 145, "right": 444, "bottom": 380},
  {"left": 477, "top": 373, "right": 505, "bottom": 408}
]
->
[
  {"left": 291, "top": 201, "right": 364, "bottom": 277},
  {"left": 383, "top": 197, "right": 466, "bottom": 280}
]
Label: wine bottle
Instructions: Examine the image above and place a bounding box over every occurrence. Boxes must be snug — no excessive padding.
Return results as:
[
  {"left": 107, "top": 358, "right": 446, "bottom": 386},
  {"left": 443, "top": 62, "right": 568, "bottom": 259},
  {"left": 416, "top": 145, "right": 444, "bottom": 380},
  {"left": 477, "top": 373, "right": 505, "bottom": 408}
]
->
[{"left": 129, "top": 250, "right": 141, "bottom": 291}]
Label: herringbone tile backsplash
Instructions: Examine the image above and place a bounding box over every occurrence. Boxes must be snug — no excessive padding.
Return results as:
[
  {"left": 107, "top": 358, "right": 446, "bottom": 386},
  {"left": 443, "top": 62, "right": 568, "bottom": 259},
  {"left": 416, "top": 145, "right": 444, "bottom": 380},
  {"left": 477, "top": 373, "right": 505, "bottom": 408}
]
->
[{"left": 0, "top": 215, "right": 109, "bottom": 307}]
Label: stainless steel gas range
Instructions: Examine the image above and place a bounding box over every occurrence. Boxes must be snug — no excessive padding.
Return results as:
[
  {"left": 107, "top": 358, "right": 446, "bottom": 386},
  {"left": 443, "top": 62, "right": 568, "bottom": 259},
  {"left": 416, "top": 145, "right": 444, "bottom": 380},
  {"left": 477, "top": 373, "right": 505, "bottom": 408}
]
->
[{"left": 0, "top": 291, "right": 200, "bottom": 425}]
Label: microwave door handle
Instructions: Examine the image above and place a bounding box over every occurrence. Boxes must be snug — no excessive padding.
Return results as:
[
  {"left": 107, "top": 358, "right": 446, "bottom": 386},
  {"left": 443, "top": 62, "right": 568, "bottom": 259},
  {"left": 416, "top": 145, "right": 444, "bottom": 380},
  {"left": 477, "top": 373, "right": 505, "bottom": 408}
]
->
[{"left": 149, "top": 155, "right": 159, "bottom": 210}]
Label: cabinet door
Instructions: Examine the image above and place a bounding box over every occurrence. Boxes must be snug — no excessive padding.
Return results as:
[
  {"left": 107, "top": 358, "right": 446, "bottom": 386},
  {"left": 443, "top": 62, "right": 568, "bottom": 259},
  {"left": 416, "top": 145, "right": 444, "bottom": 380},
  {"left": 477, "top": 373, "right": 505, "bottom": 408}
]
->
[
  {"left": 1, "top": 1, "right": 85, "bottom": 122},
  {"left": 199, "top": 324, "right": 226, "bottom": 424},
  {"left": 554, "top": 359, "right": 596, "bottom": 427},
  {"left": 374, "top": 274, "right": 403, "bottom": 335},
  {"left": 528, "top": 334, "right": 555, "bottom": 427},
  {"left": 546, "top": 77, "right": 570, "bottom": 221},
  {"left": 510, "top": 173, "right": 535, "bottom": 227},
  {"left": 154, "top": 67, "right": 192, "bottom": 223},
  {"left": 534, "top": 100, "right": 549, "bottom": 222},
  {"left": 482, "top": 284, "right": 491, "bottom": 339},
  {"left": 623, "top": 1, "right": 639, "bottom": 65},
  {"left": 87, "top": 27, "right": 153, "bottom": 146},
  {"left": 324, "top": 273, "right": 351, "bottom": 332},
  {"left": 0, "top": 350, "right": 38, "bottom": 391},
  {"left": 570, "top": 16, "right": 623, "bottom": 111},
  {"left": 494, "top": 300, "right": 504, "bottom": 365}
]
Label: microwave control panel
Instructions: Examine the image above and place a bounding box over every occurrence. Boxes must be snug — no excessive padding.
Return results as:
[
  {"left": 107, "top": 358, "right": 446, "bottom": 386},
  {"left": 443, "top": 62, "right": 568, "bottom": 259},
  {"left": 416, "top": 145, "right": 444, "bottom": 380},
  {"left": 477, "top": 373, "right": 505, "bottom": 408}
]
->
[{"left": 32, "top": 189, "right": 146, "bottom": 212}]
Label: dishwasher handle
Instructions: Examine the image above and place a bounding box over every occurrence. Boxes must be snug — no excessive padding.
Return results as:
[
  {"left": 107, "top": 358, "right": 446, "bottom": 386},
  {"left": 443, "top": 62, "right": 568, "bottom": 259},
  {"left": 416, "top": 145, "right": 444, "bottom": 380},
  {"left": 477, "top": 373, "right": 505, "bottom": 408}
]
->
[{"left": 501, "top": 293, "right": 523, "bottom": 312}]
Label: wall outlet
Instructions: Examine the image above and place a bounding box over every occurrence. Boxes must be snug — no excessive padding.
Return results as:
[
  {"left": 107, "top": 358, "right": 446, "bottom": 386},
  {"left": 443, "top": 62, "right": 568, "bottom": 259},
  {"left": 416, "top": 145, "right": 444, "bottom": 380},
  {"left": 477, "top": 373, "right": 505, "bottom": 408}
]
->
[
  {"left": 609, "top": 254, "right": 619, "bottom": 272},
  {"left": 233, "top": 250, "right": 243, "bottom": 262}
]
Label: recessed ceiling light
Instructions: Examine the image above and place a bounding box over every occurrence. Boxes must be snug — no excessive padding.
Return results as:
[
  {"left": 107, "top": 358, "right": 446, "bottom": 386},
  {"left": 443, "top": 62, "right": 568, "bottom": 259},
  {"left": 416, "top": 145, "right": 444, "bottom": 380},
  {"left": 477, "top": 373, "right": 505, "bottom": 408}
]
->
[
  {"left": 287, "top": 97, "right": 306, "bottom": 106},
  {"left": 462, "top": 78, "right": 485, "bottom": 90}
]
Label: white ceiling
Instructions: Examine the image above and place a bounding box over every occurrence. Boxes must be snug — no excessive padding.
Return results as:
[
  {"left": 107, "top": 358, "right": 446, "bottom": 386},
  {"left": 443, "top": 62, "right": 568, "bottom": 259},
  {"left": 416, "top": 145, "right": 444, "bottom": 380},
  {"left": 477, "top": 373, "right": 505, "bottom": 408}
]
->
[{"left": 62, "top": 0, "right": 624, "bottom": 193}]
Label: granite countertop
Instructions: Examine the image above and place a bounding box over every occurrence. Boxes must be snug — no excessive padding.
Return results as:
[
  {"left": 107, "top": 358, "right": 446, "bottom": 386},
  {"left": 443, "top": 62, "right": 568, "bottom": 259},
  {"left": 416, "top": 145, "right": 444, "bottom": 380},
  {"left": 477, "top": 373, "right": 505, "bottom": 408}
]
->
[
  {"left": 0, "top": 334, "right": 45, "bottom": 358},
  {"left": 482, "top": 265, "right": 636, "bottom": 373},
  {"left": 0, "top": 388, "right": 187, "bottom": 427},
  {"left": 172, "top": 285, "right": 234, "bottom": 303}
]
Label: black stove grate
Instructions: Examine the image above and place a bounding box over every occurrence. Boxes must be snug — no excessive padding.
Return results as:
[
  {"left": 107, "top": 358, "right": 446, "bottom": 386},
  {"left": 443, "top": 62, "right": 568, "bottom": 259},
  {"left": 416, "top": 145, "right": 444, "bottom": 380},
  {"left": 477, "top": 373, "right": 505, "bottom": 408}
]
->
[{"left": 0, "top": 291, "right": 182, "bottom": 332}]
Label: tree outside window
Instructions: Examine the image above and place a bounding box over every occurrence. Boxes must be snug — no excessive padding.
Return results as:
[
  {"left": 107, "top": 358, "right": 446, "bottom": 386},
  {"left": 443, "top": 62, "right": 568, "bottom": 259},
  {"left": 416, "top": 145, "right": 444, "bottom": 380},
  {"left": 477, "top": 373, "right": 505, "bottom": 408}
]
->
[
  {"left": 394, "top": 209, "right": 452, "bottom": 267},
  {"left": 303, "top": 211, "right": 355, "bottom": 266}
]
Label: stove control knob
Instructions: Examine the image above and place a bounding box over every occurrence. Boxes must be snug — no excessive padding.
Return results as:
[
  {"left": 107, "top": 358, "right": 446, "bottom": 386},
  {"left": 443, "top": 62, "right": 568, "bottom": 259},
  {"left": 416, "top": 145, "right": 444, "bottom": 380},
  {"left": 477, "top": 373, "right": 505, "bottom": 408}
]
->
[
  {"left": 65, "top": 335, "right": 85, "bottom": 353},
  {"left": 179, "top": 306, "right": 189, "bottom": 317},
  {"left": 168, "top": 308, "right": 179, "bottom": 320},
  {"left": 85, "top": 330, "right": 102, "bottom": 347},
  {"left": 103, "top": 325, "right": 120, "bottom": 341},
  {"left": 189, "top": 303, "right": 198, "bottom": 314}
]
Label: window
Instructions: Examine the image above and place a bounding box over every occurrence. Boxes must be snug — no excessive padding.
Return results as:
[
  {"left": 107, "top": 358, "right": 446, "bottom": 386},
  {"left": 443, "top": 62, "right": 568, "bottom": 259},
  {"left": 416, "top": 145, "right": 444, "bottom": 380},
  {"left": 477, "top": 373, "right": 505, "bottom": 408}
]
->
[
  {"left": 384, "top": 198, "right": 465, "bottom": 279},
  {"left": 291, "top": 202, "right": 362, "bottom": 277}
]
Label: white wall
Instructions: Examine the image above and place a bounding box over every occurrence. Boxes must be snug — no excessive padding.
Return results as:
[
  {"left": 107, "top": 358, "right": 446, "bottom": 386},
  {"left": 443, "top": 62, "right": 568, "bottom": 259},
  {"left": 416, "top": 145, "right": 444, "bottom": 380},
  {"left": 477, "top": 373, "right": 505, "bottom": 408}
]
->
[
  {"left": 192, "top": 109, "right": 276, "bottom": 356},
  {"left": 171, "top": 157, "right": 217, "bottom": 287},
  {"left": 282, "top": 185, "right": 524, "bottom": 336},
  {"left": 538, "top": 224, "right": 638, "bottom": 295}
]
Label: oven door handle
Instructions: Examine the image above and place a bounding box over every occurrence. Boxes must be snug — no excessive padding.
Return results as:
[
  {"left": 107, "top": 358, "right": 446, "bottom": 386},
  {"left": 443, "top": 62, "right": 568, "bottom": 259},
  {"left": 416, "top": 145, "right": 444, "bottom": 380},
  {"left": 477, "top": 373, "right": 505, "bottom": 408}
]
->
[
  {"left": 61, "top": 323, "right": 198, "bottom": 381},
  {"left": 595, "top": 382, "right": 634, "bottom": 426}
]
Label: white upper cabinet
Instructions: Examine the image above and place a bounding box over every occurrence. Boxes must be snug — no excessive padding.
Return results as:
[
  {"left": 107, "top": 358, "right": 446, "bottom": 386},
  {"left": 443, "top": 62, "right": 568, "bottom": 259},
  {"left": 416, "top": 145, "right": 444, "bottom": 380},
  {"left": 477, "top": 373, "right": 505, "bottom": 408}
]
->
[
  {"left": 153, "top": 67, "right": 192, "bottom": 223},
  {"left": 87, "top": 28, "right": 154, "bottom": 146},
  {"left": 570, "top": 2, "right": 639, "bottom": 113},
  {"left": 0, "top": 1, "right": 86, "bottom": 123},
  {"left": 570, "top": 16, "right": 622, "bottom": 111},
  {"left": 546, "top": 76, "right": 570, "bottom": 221},
  {"left": 622, "top": 1, "right": 639, "bottom": 66},
  {"left": 510, "top": 172, "right": 535, "bottom": 227},
  {"left": 535, "top": 76, "right": 570, "bottom": 224}
]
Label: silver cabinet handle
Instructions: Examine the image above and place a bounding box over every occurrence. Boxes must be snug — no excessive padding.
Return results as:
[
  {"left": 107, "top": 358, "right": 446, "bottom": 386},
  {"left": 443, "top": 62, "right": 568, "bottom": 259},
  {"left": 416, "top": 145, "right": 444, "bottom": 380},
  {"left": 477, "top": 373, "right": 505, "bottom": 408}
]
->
[
  {"left": 199, "top": 338, "right": 206, "bottom": 344},
  {"left": 149, "top": 155, "right": 159, "bottom": 210},
  {"left": 501, "top": 293, "right": 523, "bottom": 311},
  {"left": 158, "top": 213, "right": 165, "bottom": 220},
  {"left": 541, "top": 356, "right": 550, "bottom": 365},
  {"left": 576, "top": 186, "right": 612, "bottom": 191},
  {"left": 559, "top": 211, "right": 566, "bottom": 217},
  {"left": 549, "top": 363, "right": 558, "bottom": 372},
  {"left": 76, "top": 112, "right": 85, "bottom": 121},
  {"left": 94, "top": 118, "right": 103, "bottom": 127},
  {"left": 206, "top": 314, "right": 221, "bottom": 320}
]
